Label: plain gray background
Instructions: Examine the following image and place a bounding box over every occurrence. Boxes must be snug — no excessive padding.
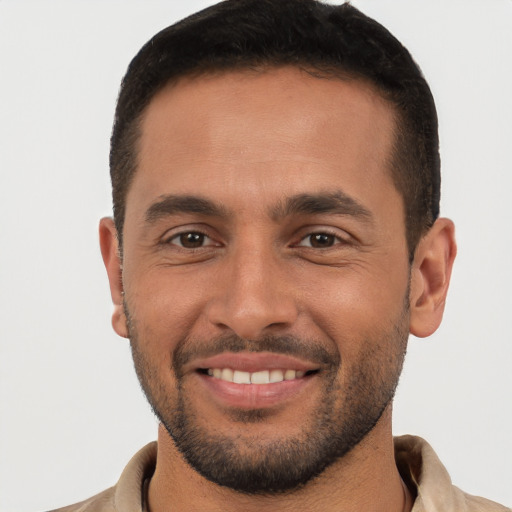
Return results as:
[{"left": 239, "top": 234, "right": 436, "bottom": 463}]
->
[{"left": 1, "top": 1, "right": 511, "bottom": 510}]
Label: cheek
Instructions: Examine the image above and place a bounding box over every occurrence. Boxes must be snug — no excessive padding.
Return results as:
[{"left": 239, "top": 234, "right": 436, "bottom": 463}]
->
[
  {"left": 125, "top": 267, "right": 211, "bottom": 356},
  {"left": 299, "top": 261, "right": 409, "bottom": 352}
]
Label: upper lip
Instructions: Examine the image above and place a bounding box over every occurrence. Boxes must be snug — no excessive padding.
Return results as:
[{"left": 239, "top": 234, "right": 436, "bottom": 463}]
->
[{"left": 186, "top": 351, "right": 322, "bottom": 374}]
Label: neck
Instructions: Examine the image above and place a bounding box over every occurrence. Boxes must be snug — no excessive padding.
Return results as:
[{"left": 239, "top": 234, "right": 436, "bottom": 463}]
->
[{"left": 147, "top": 408, "right": 412, "bottom": 512}]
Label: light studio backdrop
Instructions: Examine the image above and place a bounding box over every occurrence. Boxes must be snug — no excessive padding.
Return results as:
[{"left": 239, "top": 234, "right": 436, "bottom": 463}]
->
[{"left": 1, "top": 1, "right": 511, "bottom": 511}]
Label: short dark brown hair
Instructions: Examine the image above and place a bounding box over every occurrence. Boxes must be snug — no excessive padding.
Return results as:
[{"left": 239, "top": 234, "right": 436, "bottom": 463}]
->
[{"left": 110, "top": 0, "right": 440, "bottom": 257}]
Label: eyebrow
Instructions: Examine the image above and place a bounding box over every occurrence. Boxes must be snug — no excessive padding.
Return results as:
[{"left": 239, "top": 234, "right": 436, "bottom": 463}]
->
[
  {"left": 145, "top": 194, "right": 229, "bottom": 224},
  {"left": 144, "top": 190, "right": 373, "bottom": 225},
  {"left": 270, "top": 192, "right": 373, "bottom": 222}
]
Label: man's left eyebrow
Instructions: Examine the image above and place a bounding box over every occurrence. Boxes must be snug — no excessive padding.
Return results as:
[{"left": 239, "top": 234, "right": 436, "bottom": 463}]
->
[
  {"left": 270, "top": 192, "right": 373, "bottom": 222},
  {"left": 144, "top": 194, "right": 229, "bottom": 224}
]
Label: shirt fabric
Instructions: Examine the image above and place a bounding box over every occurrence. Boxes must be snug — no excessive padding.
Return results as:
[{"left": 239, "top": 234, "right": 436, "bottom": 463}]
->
[{"left": 50, "top": 435, "right": 510, "bottom": 512}]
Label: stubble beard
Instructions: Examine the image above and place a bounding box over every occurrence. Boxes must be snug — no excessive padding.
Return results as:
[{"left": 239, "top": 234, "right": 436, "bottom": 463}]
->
[{"left": 127, "top": 304, "right": 409, "bottom": 495}]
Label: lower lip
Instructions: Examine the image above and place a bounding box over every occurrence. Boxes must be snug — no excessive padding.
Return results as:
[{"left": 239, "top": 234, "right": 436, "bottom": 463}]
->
[{"left": 194, "top": 372, "right": 316, "bottom": 409}]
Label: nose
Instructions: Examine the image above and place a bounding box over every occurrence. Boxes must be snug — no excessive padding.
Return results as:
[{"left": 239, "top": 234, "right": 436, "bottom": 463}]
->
[{"left": 207, "top": 243, "right": 299, "bottom": 340}]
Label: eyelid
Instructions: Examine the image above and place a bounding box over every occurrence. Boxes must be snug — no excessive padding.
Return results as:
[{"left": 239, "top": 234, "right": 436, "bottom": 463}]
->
[
  {"left": 292, "top": 227, "right": 352, "bottom": 247},
  {"left": 296, "top": 234, "right": 344, "bottom": 248},
  {"left": 160, "top": 225, "right": 222, "bottom": 248},
  {"left": 170, "top": 232, "right": 214, "bottom": 248}
]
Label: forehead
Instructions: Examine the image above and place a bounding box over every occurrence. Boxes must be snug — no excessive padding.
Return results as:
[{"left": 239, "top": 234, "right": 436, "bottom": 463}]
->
[{"left": 130, "top": 67, "right": 398, "bottom": 216}]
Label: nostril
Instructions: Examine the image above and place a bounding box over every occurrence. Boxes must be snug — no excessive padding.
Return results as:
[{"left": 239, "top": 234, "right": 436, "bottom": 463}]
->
[{"left": 206, "top": 286, "right": 299, "bottom": 341}]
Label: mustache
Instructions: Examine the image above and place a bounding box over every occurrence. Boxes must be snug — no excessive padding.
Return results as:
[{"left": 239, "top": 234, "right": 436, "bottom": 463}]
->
[{"left": 172, "top": 333, "right": 340, "bottom": 374}]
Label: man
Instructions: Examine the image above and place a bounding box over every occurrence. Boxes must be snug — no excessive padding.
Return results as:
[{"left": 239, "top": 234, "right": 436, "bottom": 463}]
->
[{"left": 52, "top": 1, "right": 508, "bottom": 511}]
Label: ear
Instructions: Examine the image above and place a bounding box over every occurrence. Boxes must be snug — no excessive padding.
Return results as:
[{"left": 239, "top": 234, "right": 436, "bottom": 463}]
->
[
  {"left": 409, "top": 218, "right": 457, "bottom": 338},
  {"left": 99, "top": 217, "right": 129, "bottom": 338}
]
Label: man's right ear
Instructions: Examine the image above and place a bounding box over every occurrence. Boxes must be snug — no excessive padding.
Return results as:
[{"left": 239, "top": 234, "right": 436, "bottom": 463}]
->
[{"left": 99, "top": 217, "right": 129, "bottom": 338}]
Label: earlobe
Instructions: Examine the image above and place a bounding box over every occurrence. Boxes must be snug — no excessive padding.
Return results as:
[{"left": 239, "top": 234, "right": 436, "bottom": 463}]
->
[
  {"left": 99, "top": 217, "right": 129, "bottom": 339},
  {"left": 409, "top": 218, "right": 457, "bottom": 338}
]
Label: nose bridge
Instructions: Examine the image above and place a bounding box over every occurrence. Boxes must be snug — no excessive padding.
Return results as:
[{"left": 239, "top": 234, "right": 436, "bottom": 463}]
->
[{"left": 208, "top": 235, "right": 297, "bottom": 339}]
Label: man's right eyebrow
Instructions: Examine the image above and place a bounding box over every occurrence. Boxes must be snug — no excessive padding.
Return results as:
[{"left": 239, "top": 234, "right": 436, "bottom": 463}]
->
[{"left": 144, "top": 195, "right": 229, "bottom": 224}]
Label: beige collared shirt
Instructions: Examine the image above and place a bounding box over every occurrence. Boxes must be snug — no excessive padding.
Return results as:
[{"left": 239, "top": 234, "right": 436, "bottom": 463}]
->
[{"left": 50, "top": 436, "right": 510, "bottom": 512}]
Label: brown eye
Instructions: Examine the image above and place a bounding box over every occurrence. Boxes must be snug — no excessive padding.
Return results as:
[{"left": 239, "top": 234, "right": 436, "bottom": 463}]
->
[
  {"left": 168, "top": 232, "right": 211, "bottom": 248},
  {"left": 298, "top": 233, "right": 338, "bottom": 248},
  {"left": 310, "top": 233, "right": 335, "bottom": 247},
  {"left": 180, "top": 232, "right": 204, "bottom": 248}
]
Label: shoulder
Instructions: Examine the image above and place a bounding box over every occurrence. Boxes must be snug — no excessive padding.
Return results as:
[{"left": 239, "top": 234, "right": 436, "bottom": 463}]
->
[
  {"left": 47, "top": 487, "right": 116, "bottom": 512},
  {"left": 459, "top": 491, "right": 512, "bottom": 512},
  {"left": 394, "top": 435, "right": 510, "bottom": 512},
  {"left": 47, "top": 442, "right": 157, "bottom": 512}
]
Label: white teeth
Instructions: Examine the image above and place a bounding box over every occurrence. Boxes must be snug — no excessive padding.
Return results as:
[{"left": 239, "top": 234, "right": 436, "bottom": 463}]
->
[
  {"left": 284, "top": 369, "right": 296, "bottom": 380},
  {"left": 269, "top": 369, "right": 285, "bottom": 383},
  {"left": 206, "top": 367, "right": 310, "bottom": 384},
  {"left": 221, "top": 368, "right": 234, "bottom": 381},
  {"left": 233, "top": 370, "right": 251, "bottom": 384},
  {"left": 250, "top": 370, "right": 270, "bottom": 384}
]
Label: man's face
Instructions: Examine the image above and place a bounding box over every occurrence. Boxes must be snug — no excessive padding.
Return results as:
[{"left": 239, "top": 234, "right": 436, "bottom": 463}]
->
[{"left": 119, "top": 68, "right": 411, "bottom": 492}]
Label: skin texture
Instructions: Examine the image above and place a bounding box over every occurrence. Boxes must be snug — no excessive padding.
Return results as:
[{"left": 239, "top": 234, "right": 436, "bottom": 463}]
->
[{"left": 100, "top": 67, "right": 456, "bottom": 511}]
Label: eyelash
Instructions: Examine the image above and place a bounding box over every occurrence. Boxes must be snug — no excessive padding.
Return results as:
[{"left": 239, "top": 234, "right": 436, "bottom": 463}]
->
[
  {"left": 294, "top": 230, "right": 348, "bottom": 249},
  {"left": 162, "top": 229, "right": 348, "bottom": 251},
  {"left": 163, "top": 230, "right": 218, "bottom": 249}
]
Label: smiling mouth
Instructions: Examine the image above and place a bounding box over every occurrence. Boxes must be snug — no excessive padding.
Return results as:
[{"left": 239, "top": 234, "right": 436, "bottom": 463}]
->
[{"left": 198, "top": 368, "right": 318, "bottom": 384}]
